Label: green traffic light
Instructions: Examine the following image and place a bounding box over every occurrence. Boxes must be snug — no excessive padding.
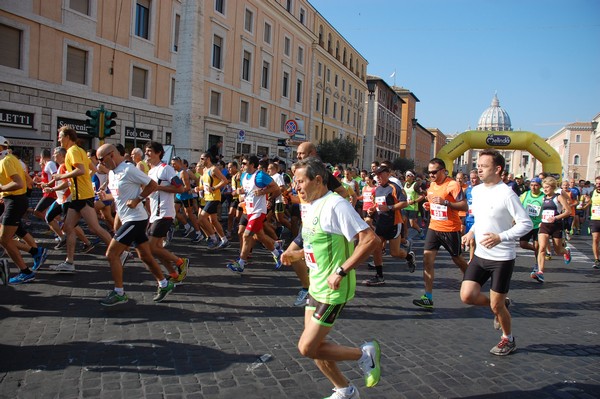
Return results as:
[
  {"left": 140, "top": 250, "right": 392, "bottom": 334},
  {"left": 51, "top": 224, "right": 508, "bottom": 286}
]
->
[{"left": 103, "top": 110, "right": 117, "bottom": 137}]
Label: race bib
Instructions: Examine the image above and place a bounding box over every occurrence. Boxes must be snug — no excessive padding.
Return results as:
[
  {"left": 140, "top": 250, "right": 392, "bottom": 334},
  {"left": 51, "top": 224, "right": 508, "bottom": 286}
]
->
[
  {"left": 363, "top": 191, "right": 373, "bottom": 202},
  {"left": 245, "top": 193, "right": 255, "bottom": 212},
  {"left": 304, "top": 244, "right": 319, "bottom": 270},
  {"left": 300, "top": 203, "right": 310, "bottom": 220},
  {"left": 541, "top": 209, "right": 555, "bottom": 223},
  {"left": 430, "top": 203, "right": 448, "bottom": 221},
  {"left": 526, "top": 204, "right": 541, "bottom": 217},
  {"left": 592, "top": 205, "right": 600, "bottom": 218},
  {"left": 375, "top": 196, "right": 387, "bottom": 212}
]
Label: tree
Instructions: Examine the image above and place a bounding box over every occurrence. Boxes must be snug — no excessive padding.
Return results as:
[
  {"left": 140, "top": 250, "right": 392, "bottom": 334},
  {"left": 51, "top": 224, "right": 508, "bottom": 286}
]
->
[
  {"left": 391, "top": 157, "right": 415, "bottom": 172},
  {"left": 317, "top": 137, "right": 358, "bottom": 165}
]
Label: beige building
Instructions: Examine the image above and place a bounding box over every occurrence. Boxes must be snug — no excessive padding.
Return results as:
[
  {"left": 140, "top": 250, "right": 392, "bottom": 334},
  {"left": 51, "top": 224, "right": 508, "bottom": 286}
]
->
[
  {"left": 546, "top": 122, "right": 595, "bottom": 181},
  {"left": 0, "top": 0, "right": 180, "bottom": 170},
  {"left": 0, "top": 0, "right": 368, "bottom": 169}
]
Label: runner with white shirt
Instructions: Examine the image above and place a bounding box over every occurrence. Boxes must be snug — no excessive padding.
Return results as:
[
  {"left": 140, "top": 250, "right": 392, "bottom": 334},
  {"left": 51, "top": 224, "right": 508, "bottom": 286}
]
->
[
  {"left": 96, "top": 144, "right": 175, "bottom": 306},
  {"left": 460, "top": 149, "right": 532, "bottom": 356}
]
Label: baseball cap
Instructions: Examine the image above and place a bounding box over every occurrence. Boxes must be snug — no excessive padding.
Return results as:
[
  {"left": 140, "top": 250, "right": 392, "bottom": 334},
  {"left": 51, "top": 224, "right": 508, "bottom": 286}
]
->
[
  {"left": 374, "top": 166, "right": 391, "bottom": 174},
  {"left": 406, "top": 170, "right": 415, "bottom": 177},
  {"left": 530, "top": 177, "right": 542, "bottom": 184},
  {"left": 332, "top": 171, "right": 341, "bottom": 178},
  {"left": 515, "top": 175, "right": 523, "bottom": 179},
  {"left": 0, "top": 136, "right": 10, "bottom": 147}
]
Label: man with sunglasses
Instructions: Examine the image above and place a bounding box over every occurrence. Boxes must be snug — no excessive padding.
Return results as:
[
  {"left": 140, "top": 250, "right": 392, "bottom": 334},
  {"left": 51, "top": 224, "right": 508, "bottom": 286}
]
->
[
  {"left": 95, "top": 143, "right": 175, "bottom": 306},
  {"left": 413, "top": 158, "right": 468, "bottom": 310}
]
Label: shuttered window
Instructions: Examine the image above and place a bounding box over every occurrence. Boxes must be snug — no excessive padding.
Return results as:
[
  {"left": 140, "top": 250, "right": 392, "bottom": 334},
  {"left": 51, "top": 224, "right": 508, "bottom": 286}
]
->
[
  {"left": 66, "top": 46, "right": 87, "bottom": 84},
  {"left": 0, "top": 24, "right": 21, "bottom": 69},
  {"left": 132, "top": 66, "right": 148, "bottom": 98}
]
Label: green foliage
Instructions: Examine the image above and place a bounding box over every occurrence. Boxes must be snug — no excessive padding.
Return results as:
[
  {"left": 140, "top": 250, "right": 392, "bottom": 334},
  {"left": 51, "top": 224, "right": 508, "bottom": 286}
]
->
[
  {"left": 317, "top": 138, "right": 358, "bottom": 165},
  {"left": 391, "top": 157, "right": 415, "bottom": 172}
]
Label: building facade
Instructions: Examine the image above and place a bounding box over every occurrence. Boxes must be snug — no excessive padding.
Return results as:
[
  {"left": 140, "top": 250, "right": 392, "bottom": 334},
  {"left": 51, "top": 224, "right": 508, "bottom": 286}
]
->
[{"left": 546, "top": 122, "right": 594, "bottom": 181}]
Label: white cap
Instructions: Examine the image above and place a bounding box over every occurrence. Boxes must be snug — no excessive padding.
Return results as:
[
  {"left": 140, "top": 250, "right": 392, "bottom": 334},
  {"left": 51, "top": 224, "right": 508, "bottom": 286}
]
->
[{"left": 0, "top": 136, "right": 10, "bottom": 147}]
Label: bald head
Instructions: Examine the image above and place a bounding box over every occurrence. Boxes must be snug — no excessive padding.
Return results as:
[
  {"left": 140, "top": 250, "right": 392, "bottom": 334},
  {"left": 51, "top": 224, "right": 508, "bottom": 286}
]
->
[
  {"left": 297, "top": 142, "right": 316, "bottom": 160},
  {"left": 97, "top": 143, "right": 121, "bottom": 169}
]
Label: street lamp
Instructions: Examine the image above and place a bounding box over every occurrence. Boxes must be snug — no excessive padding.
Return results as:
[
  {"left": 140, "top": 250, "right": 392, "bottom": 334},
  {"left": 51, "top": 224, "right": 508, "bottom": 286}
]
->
[
  {"left": 367, "top": 81, "right": 376, "bottom": 99},
  {"left": 563, "top": 138, "right": 569, "bottom": 180}
]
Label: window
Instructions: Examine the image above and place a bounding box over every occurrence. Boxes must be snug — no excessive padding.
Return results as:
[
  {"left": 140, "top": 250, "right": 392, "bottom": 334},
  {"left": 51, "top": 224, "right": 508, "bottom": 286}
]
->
[
  {"left": 316, "top": 93, "right": 320, "bottom": 112},
  {"left": 333, "top": 102, "right": 337, "bottom": 119},
  {"left": 259, "top": 106, "right": 268, "bottom": 128},
  {"left": 212, "top": 35, "right": 223, "bottom": 69},
  {"left": 334, "top": 74, "right": 338, "bottom": 87},
  {"left": 574, "top": 155, "right": 580, "bottom": 165},
  {"left": 326, "top": 68, "right": 330, "bottom": 82},
  {"left": 299, "top": 8, "right": 306, "bottom": 25},
  {"left": 173, "top": 14, "right": 180, "bottom": 52},
  {"left": 280, "top": 113, "right": 288, "bottom": 132},
  {"left": 210, "top": 91, "right": 221, "bottom": 116},
  {"left": 264, "top": 22, "right": 272, "bottom": 44},
  {"left": 135, "top": 0, "right": 150, "bottom": 39},
  {"left": 240, "top": 100, "right": 249, "bottom": 123},
  {"left": 341, "top": 106, "right": 344, "bottom": 122},
  {"left": 296, "top": 79, "right": 302, "bottom": 103},
  {"left": 69, "top": 0, "right": 90, "bottom": 15},
  {"left": 576, "top": 134, "right": 581, "bottom": 143},
  {"left": 284, "top": 37, "right": 291, "bottom": 57},
  {"left": 325, "top": 98, "right": 329, "bottom": 115},
  {"left": 318, "top": 62, "right": 322, "bottom": 77},
  {"left": 286, "top": 0, "right": 292, "bottom": 12},
  {"left": 261, "top": 61, "right": 270, "bottom": 89},
  {"left": 66, "top": 46, "right": 87, "bottom": 84},
  {"left": 257, "top": 145, "right": 269, "bottom": 157},
  {"left": 297, "top": 46, "right": 303, "bottom": 65},
  {"left": 244, "top": 8, "right": 254, "bottom": 33},
  {"left": 132, "top": 66, "right": 148, "bottom": 98},
  {"left": 215, "top": 0, "right": 224, "bottom": 14},
  {"left": 282, "top": 72, "right": 289, "bottom": 98},
  {"left": 242, "top": 50, "right": 251, "bottom": 81},
  {"left": 237, "top": 142, "right": 251, "bottom": 155},
  {"left": 170, "top": 77, "right": 176, "bottom": 105},
  {"left": 0, "top": 24, "right": 22, "bottom": 69}
]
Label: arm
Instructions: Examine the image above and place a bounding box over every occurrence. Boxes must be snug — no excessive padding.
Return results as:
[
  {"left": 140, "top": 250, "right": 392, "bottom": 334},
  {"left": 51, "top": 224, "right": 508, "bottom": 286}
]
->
[
  {"left": 55, "top": 163, "right": 86, "bottom": 180},
  {"left": 0, "top": 174, "right": 24, "bottom": 193},
  {"left": 127, "top": 179, "right": 158, "bottom": 209}
]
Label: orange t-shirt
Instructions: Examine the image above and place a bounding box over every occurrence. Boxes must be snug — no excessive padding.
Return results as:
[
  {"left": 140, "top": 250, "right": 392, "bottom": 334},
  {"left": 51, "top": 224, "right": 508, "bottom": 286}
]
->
[
  {"left": 458, "top": 183, "right": 468, "bottom": 217},
  {"left": 426, "top": 177, "right": 464, "bottom": 232}
]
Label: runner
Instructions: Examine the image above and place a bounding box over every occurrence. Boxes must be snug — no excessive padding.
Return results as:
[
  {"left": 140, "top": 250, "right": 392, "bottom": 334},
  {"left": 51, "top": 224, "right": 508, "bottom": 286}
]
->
[
  {"left": 96, "top": 144, "right": 175, "bottom": 306},
  {"left": 460, "top": 149, "right": 532, "bottom": 356},
  {"left": 281, "top": 157, "right": 381, "bottom": 399},
  {"left": 519, "top": 177, "right": 544, "bottom": 274},
  {"left": 197, "top": 152, "right": 230, "bottom": 250}
]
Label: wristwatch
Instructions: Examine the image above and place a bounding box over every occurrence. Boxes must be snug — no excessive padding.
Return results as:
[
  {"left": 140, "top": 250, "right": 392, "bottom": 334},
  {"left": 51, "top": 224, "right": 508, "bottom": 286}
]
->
[
  {"left": 444, "top": 200, "right": 449, "bottom": 206},
  {"left": 137, "top": 195, "right": 145, "bottom": 201},
  {"left": 335, "top": 267, "right": 347, "bottom": 277}
]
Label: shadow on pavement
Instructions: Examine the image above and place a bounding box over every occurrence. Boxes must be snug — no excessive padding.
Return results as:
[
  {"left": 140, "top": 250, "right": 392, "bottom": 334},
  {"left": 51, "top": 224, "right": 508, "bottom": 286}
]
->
[{"left": 455, "top": 382, "right": 600, "bottom": 398}]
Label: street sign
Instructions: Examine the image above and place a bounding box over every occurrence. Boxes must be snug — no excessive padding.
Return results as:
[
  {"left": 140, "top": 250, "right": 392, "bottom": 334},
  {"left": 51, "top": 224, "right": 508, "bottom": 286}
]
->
[
  {"left": 284, "top": 146, "right": 292, "bottom": 154},
  {"left": 238, "top": 129, "right": 245, "bottom": 143},
  {"left": 284, "top": 119, "right": 298, "bottom": 136}
]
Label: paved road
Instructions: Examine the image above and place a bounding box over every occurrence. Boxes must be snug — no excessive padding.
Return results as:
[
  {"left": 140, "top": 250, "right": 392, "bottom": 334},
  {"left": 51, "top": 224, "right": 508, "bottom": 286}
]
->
[{"left": 1, "top": 224, "right": 599, "bottom": 399}]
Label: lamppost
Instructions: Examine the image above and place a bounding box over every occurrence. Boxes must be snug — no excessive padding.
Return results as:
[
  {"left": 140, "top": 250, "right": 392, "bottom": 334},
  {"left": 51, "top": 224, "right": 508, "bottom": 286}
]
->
[
  {"left": 563, "top": 138, "right": 569, "bottom": 180},
  {"left": 410, "top": 118, "right": 417, "bottom": 160}
]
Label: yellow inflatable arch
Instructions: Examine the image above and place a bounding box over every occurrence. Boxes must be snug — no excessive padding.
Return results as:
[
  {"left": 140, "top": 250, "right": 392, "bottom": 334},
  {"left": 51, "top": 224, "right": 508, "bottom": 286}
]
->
[{"left": 437, "top": 130, "right": 562, "bottom": 178}]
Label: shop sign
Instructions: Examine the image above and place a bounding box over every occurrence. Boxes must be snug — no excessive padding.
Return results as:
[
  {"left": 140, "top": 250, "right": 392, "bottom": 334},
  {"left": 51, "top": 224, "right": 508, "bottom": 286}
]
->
[
  {"left": 0, "top": 109, "right": 34, "bottom": 129},
  {"left": 57, "top": 117, "right": 90, "bottom": 135},
  {"left": 125, "top": 127, "right": 152, "bottom": 140}
]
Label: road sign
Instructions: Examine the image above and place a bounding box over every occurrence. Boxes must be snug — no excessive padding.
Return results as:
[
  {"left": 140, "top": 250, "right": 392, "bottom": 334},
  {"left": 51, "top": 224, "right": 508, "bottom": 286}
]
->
[
  {"left": 284, "top": 120, "right": 298, "bottom": 136},
  {"left": 284, "top": 146, "right": 292, "bottom": 154},
  {"left": 238, "top": 130, "right": 245, "bottom": 143}
]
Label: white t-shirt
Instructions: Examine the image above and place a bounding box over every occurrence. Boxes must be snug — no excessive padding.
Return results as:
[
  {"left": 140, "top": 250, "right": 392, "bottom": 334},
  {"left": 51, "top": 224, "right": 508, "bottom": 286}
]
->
[
  {"left": 271, "top": 172, "right": 285, "bottom": 203},
  {"left": 470, "top": 181, "right": 533, "bottom": 261},
  {"left": 148, "top": 162, "right": 177, "bottom": 223},
  {"left": 44, "top": 161, "right": 58, "bottom": 177},
  {"left": 304, "top": 192, "right": 369, "bottom": 241},
  {"left": 108, "top": 161, "right": 151, "bottom": 223}
]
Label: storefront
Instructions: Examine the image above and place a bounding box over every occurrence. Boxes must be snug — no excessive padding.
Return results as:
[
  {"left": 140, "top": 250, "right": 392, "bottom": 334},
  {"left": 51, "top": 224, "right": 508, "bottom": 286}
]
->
[
  {"left": 124, "top": 126, "right": 153, "bottom": 152},
  {"left": 57, "top": 116, "right": 95, "bottom": 150}
]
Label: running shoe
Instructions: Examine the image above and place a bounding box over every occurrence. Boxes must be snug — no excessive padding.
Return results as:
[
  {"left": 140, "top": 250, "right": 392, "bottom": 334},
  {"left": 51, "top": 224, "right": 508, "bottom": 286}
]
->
[
  {"left": 412, "top": 295, "right": 434, "bottom": 310},
  {"left": 367, "top": 261, "right": 376, "bottom": 270},
  {"left": 594, "top": 259, "right": 600, "bottom": 269},
  {"left": 54, "top": 237, "right": 67, "bottom": 250},
  {"left": 225, "top": 229, "right": 232, "bottom": 239},
  {"left": 191, "top": 232, "right": 205, "bottom": 243},
  {"left": 120, "top": 251, "right": 134, "bottom": 267},
  {"left": 207, "top": 239, "right": 219, "bottom": 250},
  {"left": 406, "top": 251, "right": 416, "bottom": 273},
  {"left": 489, "top": 337, "right": 516, "bottom": 356},
  {"left": 100, "top": 290, "right": 129, "bottom": 306},
  {"left": 493, "top": 297, "right": 512, "bottom": 330},
  {"left": 164, "top": 226, "right": 175, "bottom": 247},
  {"left": 418, "top": 231, "right": 426, "bottom": 240},
  {"left": 217, "top": 239, "right": 231, "bottom": 249},
  {"left": 8, "top": 271, "right": 35, "bottom": 285},
  {"left": 80, "top": 241, "right": 97, "bottom": 254},
  {"left": 184, "top": 225, "right": 195, "bottom": 237},
  {"left": 0, "top": 258, "right": 8, "bottom": 285},
  {"left": 563, "top": 247, "right": 571, "bottom": 264},
  {"left": 544, "top": 253, "right": 552, "bottom": 260},
  {"left": 363, "top": 275, "right": 385, "bottom": 286},
  {"left": 274, "top": 240, "right": 284, "bottom": 251},
  {"left": 31, "top": 247, "right": 49, "bottom": 271},
  {"left": 49, "top": 261, "right": 75, "bottom": 273},
  {"left": 565, "top": 230, "right": 571, "bottom": 241},
  {"left": 359, "top": 340, "right": 381, "bottom": 388},
  {"left": 273, "top": 249, "right": 283, "bottom": 269},
  {"left": 175, "top": 258, "right": 190, "bottom": 284},
  {"left": 532, "top": 271, "right": 544, "bottom": 283},
  {"left": 401, "top": 239, "right": 413, "bottom": 255},
  {"left": 153, "top": 280, "right": 175, "bottom": 302},
  {"left": 226, "top": 260, "right": 244, "bottom": 273},
  {"left": 294, "top": 289, "right": 309, "bottom": 307},
  {"left": 323, "top": 385, "right": 359, "bottom": 399}
]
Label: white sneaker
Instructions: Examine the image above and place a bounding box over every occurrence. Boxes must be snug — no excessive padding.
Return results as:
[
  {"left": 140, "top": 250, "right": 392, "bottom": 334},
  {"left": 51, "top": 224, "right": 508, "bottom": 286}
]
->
[
  {"left": 49, "top": 261, "right": 75, "bottom": 273},
  {"left": 323, "top": 385, "right": 360, "bottom": 399},
  {"left": 120, "top": 251, "right": 134, "bottom": 267},
  {"left": 293, "top": 289, "right": 309, "bottom": 307}
]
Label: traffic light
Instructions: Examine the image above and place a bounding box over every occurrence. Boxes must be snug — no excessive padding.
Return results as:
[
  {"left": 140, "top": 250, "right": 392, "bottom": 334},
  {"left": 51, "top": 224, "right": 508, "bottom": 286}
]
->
[
  {"left": 85, "top": 109, "right": 101, "bottom": 137},
  {"left": 102, "top": 110, "right": 117, "bottom": 138},
  {"left": 277, "top": 139, "right": 288, "bottom": 146}
]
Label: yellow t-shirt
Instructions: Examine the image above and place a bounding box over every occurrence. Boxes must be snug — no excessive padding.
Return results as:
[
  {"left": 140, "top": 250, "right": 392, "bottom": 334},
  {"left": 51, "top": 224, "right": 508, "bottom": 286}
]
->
[
  {"left": 0, "top": 154, "right": 27, "bottom": 197},
  {"left": 202, "top": 167, "right": 222, "bottom": 201},
  {"left": 65, "top": 145, "right": 94, "bottom": 200}
]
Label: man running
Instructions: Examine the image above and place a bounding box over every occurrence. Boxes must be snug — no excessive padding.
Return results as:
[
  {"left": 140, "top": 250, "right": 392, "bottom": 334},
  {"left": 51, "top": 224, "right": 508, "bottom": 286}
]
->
[
  {"left": 96, "top": 144, "right": 175, "bottom": 306},
  {"left": 519, "top": 177, "right": 544, "bottom": 274},
  {"left": 460, "top": 149, "right": 532, "bottom": 356},
  {"left": 198, "top": 152, "right": 230, "bottom": 249},
  {"left": 281, "top": 157, "right": 381, "bottom": 399}
]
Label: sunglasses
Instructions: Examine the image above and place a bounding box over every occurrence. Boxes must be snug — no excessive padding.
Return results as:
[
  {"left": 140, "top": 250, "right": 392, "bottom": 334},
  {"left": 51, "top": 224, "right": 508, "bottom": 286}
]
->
[
  {"left": 98, "top": 151, "right": 113, "bottom": 163},
  {"left": 428, "top": 169, "right": 441, "bottom": 175}
]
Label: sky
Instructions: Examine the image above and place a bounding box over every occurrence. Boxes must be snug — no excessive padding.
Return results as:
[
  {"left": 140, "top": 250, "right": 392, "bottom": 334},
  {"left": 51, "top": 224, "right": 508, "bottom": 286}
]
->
[{"left": 309, "top": 0, "right": 600, "bottom": 138}]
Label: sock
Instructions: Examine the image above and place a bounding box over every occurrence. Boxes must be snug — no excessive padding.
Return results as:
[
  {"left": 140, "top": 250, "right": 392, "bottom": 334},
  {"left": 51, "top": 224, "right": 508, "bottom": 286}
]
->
[
  {"left": 169, "top": 271, "right": 178, "bottom": 279},
  {"left": 406, "top": 252, "right": 414, "bottom": 261},
  {"left": 358, "top": 350, "right": 369, "bottom": 364},
  {"left": 21, "top": 268, "right": 33, "bottom": 275},
  {"left": 29, "top": 247, "right": 38, "bottom": 257},
  {"left": 176, "top": 258, "right": 184, "bottom": 266},
  {"left": 114, "top": 287, "right": 124, "bottom": 295},
  {"left": 271, "top": 249, "right": 280, "bottom": 257},
  {"left": 184, "top": 223, "right": 191, "bottom": 230},
  {"left": 221, "top": 236, "right": 227, "bottom": 242},
  {"left": 301, "top": 287, "right": 308, "bottom": 292},
  {"left": 195, "top": 230, "right": 202, "bottom": 235},
  {"left": 503, "top": 334, "right": 514, "bottom": 342},
  {"left": 159, "top": 279, "right": 168, "bottom": 288},
  {"left": 425, "top": 292, "right": 432, "bottom": 300},
  {"left": 210, "top": 234, "right": 217, "bottom": 241},
  {"left": 375, "top": 265, "right": 383, "bottom": 277},
  {"left": 337, "top": 385, "right": 355, "bottom": 395},
  {"left": 238, "top": 258, "right": 246, "bottom": 267}
]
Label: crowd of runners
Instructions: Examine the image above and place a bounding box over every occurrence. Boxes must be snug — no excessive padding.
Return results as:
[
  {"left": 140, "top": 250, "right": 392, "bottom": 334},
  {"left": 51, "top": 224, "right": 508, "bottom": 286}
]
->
[{"left": 1, "top": 128, "right": 599, "bottom": 398}]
